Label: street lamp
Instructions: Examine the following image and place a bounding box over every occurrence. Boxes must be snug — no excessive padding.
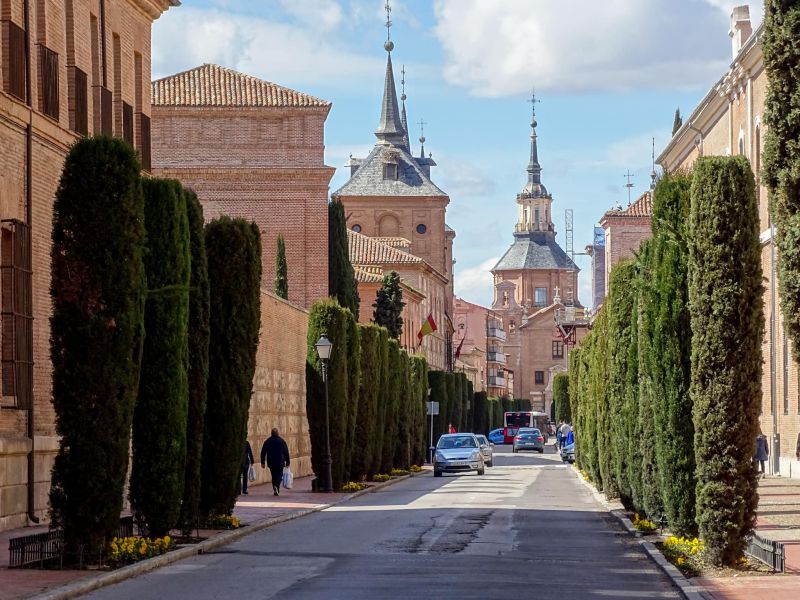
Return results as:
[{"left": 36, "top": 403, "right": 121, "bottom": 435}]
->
[
  {"left": 427, "top": 387, "right": 435, "bottom": 464},
  {"left": 314, "top": 334, "right": 334, "bottom": 492}
]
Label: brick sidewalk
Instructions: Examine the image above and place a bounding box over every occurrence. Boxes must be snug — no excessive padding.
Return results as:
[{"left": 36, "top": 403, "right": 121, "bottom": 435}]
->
[{"left": 0, "top": 475, "right": 343, "bottom": 600}]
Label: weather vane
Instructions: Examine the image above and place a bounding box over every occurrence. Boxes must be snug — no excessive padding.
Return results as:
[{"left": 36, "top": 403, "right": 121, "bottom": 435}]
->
[
  {"left": 527, "top": 88, "right": 541, "bottom": 123},
  {"left": 384, "top": 0, "right": 394, "bottom": 51},
  {"left": 624, "top": 170, "right": 635, "bottom": 205},
  {"left": 418, "top": 118, "right": 426, "bottom": 142}
]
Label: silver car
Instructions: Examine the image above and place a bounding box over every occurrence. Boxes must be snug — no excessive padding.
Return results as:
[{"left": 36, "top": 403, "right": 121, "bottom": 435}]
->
[
  {"left": 476, "top": 434, "right": 494, "bottom": 467},
  {"left": 433, "top": 433, "right": 485, "bottom": 477}
]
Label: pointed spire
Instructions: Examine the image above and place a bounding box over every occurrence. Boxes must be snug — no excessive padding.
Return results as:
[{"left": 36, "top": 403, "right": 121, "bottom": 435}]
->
[
  {"left": 527, "top": 89, "right": 542, "bottom": 186},
  {"left": 374, "top": 1, "right": 405, "bottom": 146},
  {"left": 418, "top": 118, "right": 427, "bottom": 158},
  {"left": 400, "top": 65, "right": 410, "bottom": 151},
  {"left": 650, "top": 137, "right": 657, "bottom": 190}
]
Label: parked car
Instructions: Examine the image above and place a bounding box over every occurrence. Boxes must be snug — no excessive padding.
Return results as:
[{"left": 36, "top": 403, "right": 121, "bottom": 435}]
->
[
  {"left": 475, "top": 434, "right": 494, "bottom": 467},
  {"left": 434, "top": 433, "right": 485, "bottom": 477},
  {"left": 513, "top": 428, "right": 545, "bottom": 454},
  {"left": 561, "top": 442, "right": 575, "bottom": 464},
  {"left": 487, "top": 428, "right": 504, "bottom": 445}
]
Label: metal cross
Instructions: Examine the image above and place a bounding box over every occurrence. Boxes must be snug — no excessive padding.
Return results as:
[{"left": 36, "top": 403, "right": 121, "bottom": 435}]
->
[
  {"left": 401, "top": 65, "right": 406, "bottom": 95},
  {"left": 418, "top": 118, "right": 426, "bottom": 139},
  {"left": 624, "top": 170, "right": 635, "bottom": 205},
  {"left": 385, "top": 0, "right": 392, "bottom": 40},
  {"left": 527, "top": 89, "right": 541, "bottom": 118}
]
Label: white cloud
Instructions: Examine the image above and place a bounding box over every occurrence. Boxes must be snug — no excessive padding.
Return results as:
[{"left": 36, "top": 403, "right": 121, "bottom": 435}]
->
[
  {"left": 152, "top": 7, "right": 382, "bottom": 87},
  {"left": 432, "top": 0, "right": 757, "bottom": 95},
  {"left": 436, "top": 156, "right": 495, "bottom": 198},
  {"left": 455, "top": 257, "right": 498, "bottom": 306},
  {"left": 279, "top": 0, "right": 344, "bottom": 30}
]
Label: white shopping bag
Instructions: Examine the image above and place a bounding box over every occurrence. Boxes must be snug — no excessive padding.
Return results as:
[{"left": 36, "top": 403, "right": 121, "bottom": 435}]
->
[
  {"left": 248, "top": 464, "right": 256, "bottom": 482},
  {"left": 282, "top": 467, "right": 293, "bottom": 489}
]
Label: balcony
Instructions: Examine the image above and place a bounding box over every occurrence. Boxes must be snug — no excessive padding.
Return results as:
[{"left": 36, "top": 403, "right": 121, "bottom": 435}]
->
[
  {"left": 487, "top": 327, "right": 506, "bottom": 342},
  {"left": 488, "top": 375, "right": 507, "bottom": 387},
  {"left": 487, "top": 351, "right": 506, "bottom": 365}
]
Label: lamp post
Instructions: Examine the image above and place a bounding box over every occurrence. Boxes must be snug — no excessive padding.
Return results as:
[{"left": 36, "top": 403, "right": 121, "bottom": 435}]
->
[
  {"left": 427, "top": 387, "right": 434, "bottom": 464},
  {"left": 315, "top": 334, "right": 334, "bottom": 493}
]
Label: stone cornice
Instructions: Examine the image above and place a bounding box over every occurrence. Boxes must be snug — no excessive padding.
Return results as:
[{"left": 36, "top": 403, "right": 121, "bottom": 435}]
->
[{"left": 130, "top": 0, "right": 180, "bottom": 21}]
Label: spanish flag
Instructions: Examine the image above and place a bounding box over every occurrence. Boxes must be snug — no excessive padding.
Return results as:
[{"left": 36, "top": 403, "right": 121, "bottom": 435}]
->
[{"left": 417, "top": 313, "right": 438, "bottom": 344}]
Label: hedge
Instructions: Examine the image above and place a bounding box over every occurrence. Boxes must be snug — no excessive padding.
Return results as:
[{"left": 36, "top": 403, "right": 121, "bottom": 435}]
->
[{"left": 552, "top": 373, "right": 570, "bottom": 423}]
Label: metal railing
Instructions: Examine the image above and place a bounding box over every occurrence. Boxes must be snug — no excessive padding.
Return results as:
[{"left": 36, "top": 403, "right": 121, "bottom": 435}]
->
[
  {"left": 745, "top": 532, "right": 784, "bottom": 572},
  {"left": 488, "top": 376, "right": 506, "bottom": 387},
  {"left": 487, "top": 328, "right": 506, "bottom": 341},
  {"left": 487, "top": 351, "right": 506, "bottom": 365}
]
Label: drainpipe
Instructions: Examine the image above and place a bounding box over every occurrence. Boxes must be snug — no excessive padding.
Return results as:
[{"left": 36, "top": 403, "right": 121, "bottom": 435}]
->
[
  {"left": 771, "top": 227, "right": 779, "bottom": 474},
  {"left": 23, "top": 0, "right": 39, "bottom": 524}
]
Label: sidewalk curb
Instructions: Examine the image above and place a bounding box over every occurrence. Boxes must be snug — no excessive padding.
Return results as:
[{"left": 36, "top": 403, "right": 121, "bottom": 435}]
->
[
  {"left": 26, "top": 471, "right": 423, "bottom": 600},
  {"left": 568, "top": 467, "right": 709, "bottom": 600}
]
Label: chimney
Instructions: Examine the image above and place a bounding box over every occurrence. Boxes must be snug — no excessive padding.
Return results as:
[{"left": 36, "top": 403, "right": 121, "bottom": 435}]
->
[{"left": 729, "top": 5, "right": 753, "bottom": 59}]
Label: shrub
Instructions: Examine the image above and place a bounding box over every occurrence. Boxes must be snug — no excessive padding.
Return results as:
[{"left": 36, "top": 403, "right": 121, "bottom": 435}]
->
[
  {"left": 390, "top": 468, "right": 409, "bottom": 476},
  {"left": 689, "top": 156, "right": 763, "bottom": 566},
  {"left": 179, "top": 189, "right": 210, "bottom": 535},
  {"left": 372, "top": 474, "right": 390, "bottom": 482},
  {"left": 49, "top": 137, "right": 147, "bottom": 555},
  {"left": 351, "top": 324, "right": 381, "bottom": 480},
  {"left": 380, "top": 340, "right": 402, "bottom": 473},
  {"left": 274, "top": 233, "right": 288, "bottom": 300},
  {"left": 370, "top": 327, "right": 390, "bottom": 475},
  {"left": 410, "top": 356, "right": 429, "bottom": 466},
  {"left": 552, "top": 374, "right": 570, "bottom": 424},
  {"left": 345, "top": 312, "right": 361, "bottom": 482},
  {"left": 341, "top": 481, "right": 368, "bottom": 492},
  {"left": 131, "top": 177, "right": 191, "bottom": 538},
  {"left": 201, "top": 218, "right": 262, "bottom": 516},
  {"left": 373, "top": 271, "right": 404, "bottom": 340},
  {"left": 632, "top": 513, "right": 657, "bottom": 534},
  {"left": 328, "top": 200, "right": 359, "bottom": 314},
  {"left": 394, "top": 351, "right": 412, "bottom": 470},
  {"left": 410, "top": 465, "right": 423, "bottom": 473}
]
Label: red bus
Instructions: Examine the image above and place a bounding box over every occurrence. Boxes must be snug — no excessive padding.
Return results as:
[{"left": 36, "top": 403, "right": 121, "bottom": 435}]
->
[{"left": 503, "top": 411, "right": 549, "bottom": 444}]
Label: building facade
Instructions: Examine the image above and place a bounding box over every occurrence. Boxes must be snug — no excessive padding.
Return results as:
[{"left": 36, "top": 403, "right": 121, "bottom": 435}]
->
[
  {"left": 151, "top": 63, "right": 334, "bottom": 308},
  {"left": 453, "top": 296, "right": 509, "bottom": 396},
  {"left": 585, "top": 226, "right": 607, "bottom": 310},
  {"left": 491, "top": 103, "right": 588, "bottom": 414},
  {"left": 0, "top": 0, "right": 178, "bottom": 532},
  {"left": 658, "top": 5, "right": 800, "bottom": 477},
  {"left": 332, "top": 32, "right": 455, "bottom": 371}
]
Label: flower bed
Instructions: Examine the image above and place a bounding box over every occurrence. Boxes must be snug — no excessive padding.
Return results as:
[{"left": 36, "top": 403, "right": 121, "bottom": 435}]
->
[
  {"left": 108, "top": 536, "right": 173, "bottom": 565},
  {"left": 341, "top": 481, "right": 369, "bottom": 492},
  {"left": 204, "top": 515, "right": 241, "bottom": 530},
  {"left": 389, "top": 468, "right": 409, "bottom": 476},
  {"left": 372, "top": 474, "right": 390, "bottom": 482},
  {"left": 633, "top": 513, "right": 658, "bottom": 534},
  {"left": 409, "top": 465, "right": 423, "bottom": 473},
  {"left": 659, "top": 536, "right": 705, "bottom": 575}
]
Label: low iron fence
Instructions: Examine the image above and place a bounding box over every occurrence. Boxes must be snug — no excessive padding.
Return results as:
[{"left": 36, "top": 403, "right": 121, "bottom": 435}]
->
[{"left": 745, "top": 532, "right": 784, "bottom": 573}]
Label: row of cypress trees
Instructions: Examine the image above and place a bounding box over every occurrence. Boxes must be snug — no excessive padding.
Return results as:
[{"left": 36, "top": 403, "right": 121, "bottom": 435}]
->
[
  {"left": 49, "top": 137, "right": 262, "bottom": 553},
  {"left": 568, "top": 158, "right": 763, "bottom": 566},
  {"left": 305, "top": 299, "right": 429, "bottom": 489}
]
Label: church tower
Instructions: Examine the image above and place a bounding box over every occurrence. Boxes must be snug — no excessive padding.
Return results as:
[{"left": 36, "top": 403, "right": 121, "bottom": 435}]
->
[{"left": 491, "top": 96, "right": 581, "bottom": 411}]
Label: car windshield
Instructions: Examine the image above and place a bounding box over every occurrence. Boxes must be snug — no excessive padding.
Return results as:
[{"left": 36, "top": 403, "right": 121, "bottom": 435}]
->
[
  {"left": 438, "top": 436, "right": 478, "bottom": 449},
  {"left": 476, "top": 436, "right": 488, "bottom": 445},
  {"left": 519, "top": 429, "right": 539, "bottom": 436}
]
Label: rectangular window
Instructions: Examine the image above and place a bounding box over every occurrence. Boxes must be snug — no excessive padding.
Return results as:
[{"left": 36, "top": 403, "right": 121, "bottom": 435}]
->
[
  {"left": 37, "top": 44, "right": 60, "bottom": 120},
  {"left": 112, "top": 33, "right": 122, "bottom": 134},
  {"left": 383, "top": 163, "right": 398, "bottom": 180},
  {"left": 535, "top": 371, "right": 545, "bottom": 385},
  {"left": 138, "top": 112, "right": 151, "bottom": 172},
  {"left": 68, "top": 66, "right": 88, "bottom": 136},
  {"left": 2, "top": 20, "right": 27, "bottom": 101},
  {"left": 552, "top": 340, "right": 564, "bottom": 359},
  {"left": 122, "top": 101, "right": 133, "bottom": 146},
  {"left": 534, "top": 287, "right": 547, "bottom": 306},
  {"left": 98, "top": 85, "right": 112, "bottom": 135}
]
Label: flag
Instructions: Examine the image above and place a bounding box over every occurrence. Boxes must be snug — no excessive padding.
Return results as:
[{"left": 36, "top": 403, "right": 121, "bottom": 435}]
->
[
  {"left": 417, "top": 313, "right": 438, "bottom": 344},
  {"left": 454, "top": 335, "right": 465, "bottom": 359}
]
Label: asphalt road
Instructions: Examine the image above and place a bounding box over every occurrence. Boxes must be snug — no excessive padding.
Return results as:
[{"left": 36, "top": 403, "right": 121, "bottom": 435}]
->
[{"left": 84, "top": 444, "right": 680, "bottom": 600}]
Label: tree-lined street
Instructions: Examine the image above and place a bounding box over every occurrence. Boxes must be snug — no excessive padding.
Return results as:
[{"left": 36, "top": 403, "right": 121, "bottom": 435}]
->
[{"left": 84, "top": 445, "right": 679, "bottom": 600}]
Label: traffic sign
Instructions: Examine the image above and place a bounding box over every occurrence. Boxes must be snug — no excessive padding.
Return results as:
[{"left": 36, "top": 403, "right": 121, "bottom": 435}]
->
[{"left": 426, "top": 401, "right": 440, "bottom": 416}]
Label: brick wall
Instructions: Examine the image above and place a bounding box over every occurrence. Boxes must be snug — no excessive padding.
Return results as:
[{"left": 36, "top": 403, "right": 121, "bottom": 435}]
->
[
  {"left": 247, "top": 290, "right": 312, "bottom": 481},
  {"left": 151, "top": 105, "right": 334, "bottom": 310}
]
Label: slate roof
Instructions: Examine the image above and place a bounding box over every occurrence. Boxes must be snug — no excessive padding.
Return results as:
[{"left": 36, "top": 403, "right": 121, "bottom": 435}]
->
[
  {"left": 492, "top": 231, "right": 578, "bottom": 272},
  {"left": 348, "top": 230, "right": 423, "bottom": 266},
  {"left": 152, "top": 64, "right": 329, "bottom": 108},
  {"left": 332, "top": 145, "right": 447, "bottom": 198}
]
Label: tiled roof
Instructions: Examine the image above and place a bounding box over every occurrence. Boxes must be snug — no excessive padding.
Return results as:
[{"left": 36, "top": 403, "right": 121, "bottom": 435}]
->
[
  {"left": 348, "top": 230, "right": 422, "bottom": 266},
  {"left": 371, "top": 237, "right": 412, "bottom": 252},
  {"left": 493, "top": 231, "right": 578, "bottom": 272},
  {"left": 354, "top": 267, "right": 384, "bottom": 284},
  {"left": 332, "top": 144, "right": 447, "bottom": 198},
  {"left": 603, "top": 191, "right": 653, "bottom": 220},
  {"left": 152, "top": 64, "right": 330, "bottom": 108}
]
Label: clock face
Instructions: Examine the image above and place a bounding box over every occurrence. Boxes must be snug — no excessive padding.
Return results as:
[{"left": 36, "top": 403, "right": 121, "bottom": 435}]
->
[
  {"left": 416, "top": 223, "right": 427, "bottom": 234},
  {"left": 352, "top": 224, "right": 362, "bottom": 233}
]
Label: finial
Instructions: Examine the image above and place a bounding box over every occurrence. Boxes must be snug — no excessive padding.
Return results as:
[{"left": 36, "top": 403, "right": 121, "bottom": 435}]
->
[
  {"left": 400, "top": 65, "right": 406, "bottom": 101},
  {"left": 624, "top": 170, "right": 635, "bottom": 205},
  {"left": 650, "top": 137, "right": 657, "bottom": 189},
  {"left": 384, "top": 0, "right": 394, "bottom": 52},
  {"left": 418, "top": 118, "right": 426, "bottom": 144},
  {"left": 527, "top": 88, "right": 541, "bottom": 129}
]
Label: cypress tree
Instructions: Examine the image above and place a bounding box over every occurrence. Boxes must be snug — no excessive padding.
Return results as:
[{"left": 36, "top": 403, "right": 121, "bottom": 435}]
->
[
  {"left": 428, "top": 371, "right": 448, "bottom": 441},
  {"left": 465, "top": 380, "right": 474, "bottom": 434},
  {"left": 650, "top": 173, "right": 696, "bottom": 534},
  {"left": 351, "top": 324, "right": 380, "bottom": 480},
  {"left": 672, "top": 108, "right": 683, "bottom": 136},
  {"left": 371, "top": 327, "right": 390, "bottom": 475},
  {"left": 625, "top": 265, "right": 642, "bottom": 511},
  {"left": 130, "top": 178, "right": 191, "bottom": 537},
  {"left": 763, "top": 0, "right": 800, "bottom": 364},
  {"left": 689, "top": 156, "right": 763, "bottom": 566},
  {"left": 201, "top": 218, "right": 261, "bottom": 515},
  {"left": 373, "top": 271, "right": 405, "bottom": 340},
  {"left": 394, "top": 351, "right": 412, "bottom": 469},
  {"left": 274, "top": 234, "right": 288, "bottom": 300},
  {"left": 328, "top": 200, "right": 359, "bottom": 314},
  {"left": 452, "top": 373, "right": 464, "bottom": 431},
  {"left": 344, "top": 312, "right": 361, "bottom": 480},
  {"left": 381, "top": 340, "right": 402, "bottom": 472},
  {"left": 410, "top": 356, "right": 429, "bottom": 465},
  {"left": 448, "top": 374, "right": 459, "bottom": 432},
  {"left": 307, "top": 299, "right": 353, "bottom": 489},
  {"left": 553, "top": 373, "right": 570, "bottom": 424},
  {"left": 591, "top": 308, "right": 615, "bottom": 495},
  {"left": 49, "top": 137, "right": 146, "bottom": 555},
  {"left": 179, "top": 189, "right": 210, "bottom": 535}
]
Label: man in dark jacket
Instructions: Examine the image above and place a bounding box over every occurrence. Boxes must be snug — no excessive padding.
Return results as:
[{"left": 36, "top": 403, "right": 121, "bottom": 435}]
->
[
  {"left": 242, "top": 440, "right": 255, "bottom": 495},
  {"left": 261, "top": 428, "right": 290, "bottom": 496}
]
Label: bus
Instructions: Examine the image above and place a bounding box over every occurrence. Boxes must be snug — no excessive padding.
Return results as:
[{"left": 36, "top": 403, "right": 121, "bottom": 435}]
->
[{"left": 503, "top": 411, "right": 549, "bottom": 444}]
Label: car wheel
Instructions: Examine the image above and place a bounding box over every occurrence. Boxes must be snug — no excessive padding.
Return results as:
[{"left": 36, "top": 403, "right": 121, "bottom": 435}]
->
[{"left": 434, "top": 470, "right": 442, "bottom": 477}]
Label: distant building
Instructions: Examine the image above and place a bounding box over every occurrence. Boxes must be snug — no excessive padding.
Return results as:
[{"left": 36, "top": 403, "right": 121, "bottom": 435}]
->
[
  {"left": 598, "top": 191, "right": 652, "bottom": 298},
  {"left": 585, "top": 226, "right": 606, "bottom": 310},
  {"left": 453, "top": 297, "right": 508, "bottom": 396},
  {"left": 332, "top": 30, "right": 454, "bottom": 370},
  {"left": 491, "top": 101, "right": 588, "bottom": 414},
  {"left": 151, "top": 63, "right": 335, "bottom": 308}
]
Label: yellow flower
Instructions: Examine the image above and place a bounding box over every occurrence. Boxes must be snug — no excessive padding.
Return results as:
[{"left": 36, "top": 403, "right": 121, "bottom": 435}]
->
[{"left": 676, "top": 557, "right": 685, "bottom": 566}]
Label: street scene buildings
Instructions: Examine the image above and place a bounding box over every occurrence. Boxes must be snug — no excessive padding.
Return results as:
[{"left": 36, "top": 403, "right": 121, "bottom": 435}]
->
[{"left": 1, "top": 2, "right": 800, "bottom": 599}]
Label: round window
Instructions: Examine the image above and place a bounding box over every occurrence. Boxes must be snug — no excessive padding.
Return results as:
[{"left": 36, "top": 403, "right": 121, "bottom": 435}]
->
[
  {"left": 416, "top": 223, "right": 427, "bottom": 234},
  {"left": 352, "top": 224, "right": 362, "bottom": 233}
]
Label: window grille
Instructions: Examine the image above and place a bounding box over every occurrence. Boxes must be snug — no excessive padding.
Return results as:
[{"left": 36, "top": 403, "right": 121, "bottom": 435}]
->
[
  {"left": 68, "top": 66, "right": 88, "bottom": 136},
  {"left": 137, "top": 113, "right": 151, "bottom": 172},
  {"left": 38, "top": 45, "right": 60, "bottom": 120},
  {"left": 122, "top": 102, "right": 133, "bottom": 146},
  {"left": 2, "top": 20, "right": 26, "bottom": 101}
]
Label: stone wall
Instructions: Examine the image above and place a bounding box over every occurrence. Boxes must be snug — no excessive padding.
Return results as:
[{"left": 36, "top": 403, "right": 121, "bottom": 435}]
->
[{"left": 247, "top": 290, "right": 312, "bottom": 483}]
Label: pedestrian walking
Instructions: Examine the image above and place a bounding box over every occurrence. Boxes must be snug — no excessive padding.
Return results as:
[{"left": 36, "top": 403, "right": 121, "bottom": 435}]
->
[
  {"left": 261, "top": 428, "right": 291, "bottom": 497},
  {"left": 448, "top": 423, "right": 456, "bottom": 434},
  {"left": 556, "top": 421, "right": 564, "bottom": 450},
  {"left": 241, "top": 440, "right": 254, "bottom": 495},
  {"left": 754, "top": 430, "right": 769, "bottom": 478}
]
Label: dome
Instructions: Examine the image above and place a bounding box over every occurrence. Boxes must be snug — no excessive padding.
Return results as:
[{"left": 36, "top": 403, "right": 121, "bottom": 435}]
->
[{"left": 520, "top": 181, "right": 549, "bottom": 198}]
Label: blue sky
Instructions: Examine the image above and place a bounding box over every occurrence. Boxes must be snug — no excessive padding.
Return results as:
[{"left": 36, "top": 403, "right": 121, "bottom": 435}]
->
[{"left": 153, "top": 0, "right": 763, "bottom": 307}]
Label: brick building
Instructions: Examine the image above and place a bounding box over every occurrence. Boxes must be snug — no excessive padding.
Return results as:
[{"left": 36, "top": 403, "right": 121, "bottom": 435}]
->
[
  {"left": 151, "top": 63, "right": 334, "bottom": 308},
  {"left": 332, "top": 33, "right": 455, "bottom": 371},
  {"left": 0, "top": 0, "right": 178, "bottom": 532},
  {"left": 453, "top": 296, "right": 509, "bottom": 396},
  {"left": 491, "top": 101, "right": 588, "bottom": 414},
  {"left": 658, "top": 5, "right": 800, "bottom": 477}
]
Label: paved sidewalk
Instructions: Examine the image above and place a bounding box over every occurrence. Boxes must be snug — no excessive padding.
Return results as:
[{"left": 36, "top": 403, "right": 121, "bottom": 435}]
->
[{"left": 0, "top": 475, "right": 343, "bottom": 600}]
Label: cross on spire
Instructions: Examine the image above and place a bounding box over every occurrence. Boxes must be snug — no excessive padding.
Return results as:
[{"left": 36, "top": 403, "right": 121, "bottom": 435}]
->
[
  {"left": 624, "top": 170, "right": 635, "bottom": 205},
  {"left": 385, "top": 0, "right": 392, "bottom": 42},
  {"left": 418, "top": 118, "right": 427, "bottom": 157},
  {"left": 400, "top": 65, "right": 406, "bottom": 97},
  {"left": 528, "top": 89, "right": 541, "bottom": 121}
]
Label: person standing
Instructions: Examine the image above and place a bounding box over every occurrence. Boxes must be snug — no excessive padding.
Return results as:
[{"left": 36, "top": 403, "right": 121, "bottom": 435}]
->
[
  {"left": 261, "top": 428, "right": 291, "bottom": 496},
  {"left": 242, "top": 440, "right": 254, "bottom": 495},
  {"left": 556, "top": 421, "right": 564, "bottom": 450},
  {"left": 754, "top": 430, "right": 769, "bottom": 478}
]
